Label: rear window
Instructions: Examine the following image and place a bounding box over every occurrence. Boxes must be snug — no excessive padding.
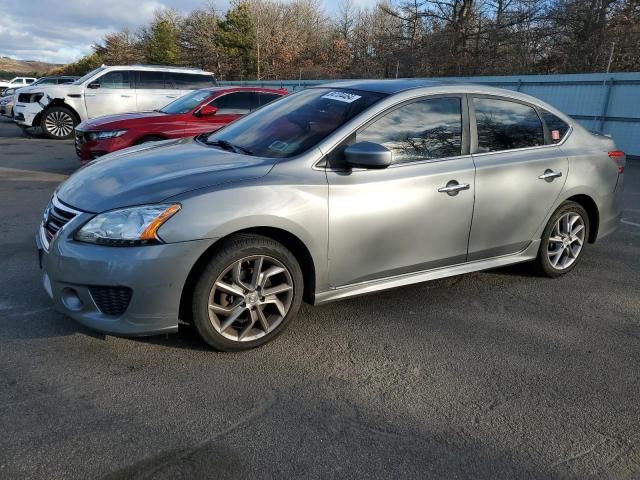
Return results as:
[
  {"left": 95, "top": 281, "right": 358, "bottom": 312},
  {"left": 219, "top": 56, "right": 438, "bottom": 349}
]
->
[
  {"left": 210, "top": 92, "right": 253, "bottom": 114},
  {"left": 540, "top": 109, "right": 570, "bottom": 143},
  {"left": 474, "top": 97, "right": 544, "bottom": 152},
  {"left": 137, "top": 71, "right": 165, "bottom": 89},
  {"left": 167, "top": 73, "right": 215, "bottom": 89},
  {"left": 257, "top": 93, "right": 283, "bottom": 107}
]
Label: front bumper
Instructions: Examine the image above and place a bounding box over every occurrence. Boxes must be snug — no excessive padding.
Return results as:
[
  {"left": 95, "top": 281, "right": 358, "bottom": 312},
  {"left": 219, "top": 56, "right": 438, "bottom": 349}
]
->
[
  {"left": 14, "top": 103, "right": 42, "bottom": 127},
  {"left": 36, "top": 224, "right": 213, "bottom": 336}
]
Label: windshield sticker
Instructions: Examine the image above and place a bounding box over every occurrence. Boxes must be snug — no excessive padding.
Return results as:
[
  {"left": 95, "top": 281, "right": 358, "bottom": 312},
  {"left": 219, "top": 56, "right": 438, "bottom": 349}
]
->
[
  {"left": 321, "top": 91, "right": 362, "bottom": 103},
  {"left": 268, "top": 140, "right": 290, "bottom": 152}
]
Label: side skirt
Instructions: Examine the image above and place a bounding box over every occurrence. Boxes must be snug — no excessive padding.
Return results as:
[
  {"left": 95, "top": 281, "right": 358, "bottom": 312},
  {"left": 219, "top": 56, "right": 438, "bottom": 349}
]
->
[{"left": 313, "top": 240, "right": 540, "bottom": 305}]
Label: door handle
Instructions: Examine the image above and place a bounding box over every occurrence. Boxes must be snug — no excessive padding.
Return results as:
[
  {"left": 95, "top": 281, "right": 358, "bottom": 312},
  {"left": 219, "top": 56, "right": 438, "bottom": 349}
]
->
[
  {"left": 120, "top": 94, "right": 132, "bottom": 98},
  {"left": 538, "top": 169, "right": 562, "bottom": 182},
  {"left": 438, "top": 181, "right": 470, "bottom": 196},
  {"left": 165, "top": 95, "right": 178, "bottom": 98}
]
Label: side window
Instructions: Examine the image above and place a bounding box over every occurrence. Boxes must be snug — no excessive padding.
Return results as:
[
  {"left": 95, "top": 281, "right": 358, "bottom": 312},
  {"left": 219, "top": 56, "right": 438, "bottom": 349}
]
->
[
  {"left": 474, "top": 97, "right": 544, "bottom": 152},
  {"left": 357, "top": 97, "right": 463, "bottom": 164},
  {"left": 137, "top": 71, "right": 165, "bottom": 89},
  {"left": 540, "top": 109, "right": 570, "bottom": 143},
  {"left": 168, "top": 73, "right": 214, "bottom": 89},
  {"left": 257, "top": 93, "right": 282, "bottom": 107},
  {"left": 26, "top": 79, "right": 34, "bottom": 84},
  {"left": 96, "top": 70, "right": 130, "bottom": 89},
  {"left": 209, "top": 92, "right": 253, "bottom": 114}
]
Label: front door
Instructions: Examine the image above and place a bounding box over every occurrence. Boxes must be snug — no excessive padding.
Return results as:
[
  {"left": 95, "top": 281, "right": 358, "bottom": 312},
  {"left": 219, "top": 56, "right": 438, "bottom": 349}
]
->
[
  {"left": 327, "top": 96, "right": 475, "bottom": 287},
  {"left": 84, "top": 70, "right": 136, "bottom": 118},
  {"left": 185, "top": 91, "right": 256, "bottom": 137},
  {"left": 468, "top": 96, "right": 568, "bottom": 260}
]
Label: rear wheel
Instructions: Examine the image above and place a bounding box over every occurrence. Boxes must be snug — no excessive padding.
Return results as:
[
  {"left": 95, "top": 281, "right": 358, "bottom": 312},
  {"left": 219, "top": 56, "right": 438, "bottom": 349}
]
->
[
  {"left": 536, "top": 201, "right": 589, "bottom": 277},
  {"left": 191, "top": 234, "right": 304, "bottom": 351},
  {"left": 40, "top": 106, "right": 77, "bottom": 139}
]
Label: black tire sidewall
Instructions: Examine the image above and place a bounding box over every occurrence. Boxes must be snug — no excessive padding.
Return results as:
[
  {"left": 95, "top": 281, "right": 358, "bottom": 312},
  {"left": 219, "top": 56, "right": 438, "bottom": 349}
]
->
[
  {"left": 191, "top": 235, "right": 304, "bottom": 351},
  {"left": 538, "top": 201, "right": 590, "bottom": 277},
  {"left": 40, "top": 107, "right": 77, "bottom": 140}
]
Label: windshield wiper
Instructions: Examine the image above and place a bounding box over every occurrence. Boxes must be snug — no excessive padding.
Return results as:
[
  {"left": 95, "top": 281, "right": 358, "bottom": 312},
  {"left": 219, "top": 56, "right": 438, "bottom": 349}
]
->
[{"left": 204, "top": 139, "right": 253, "bottom": 156}]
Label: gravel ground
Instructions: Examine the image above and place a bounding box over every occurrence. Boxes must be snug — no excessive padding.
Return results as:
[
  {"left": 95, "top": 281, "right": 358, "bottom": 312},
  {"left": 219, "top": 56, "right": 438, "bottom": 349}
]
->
[{"left": 0, "top": 117, "right": 639, "bottom": 479}]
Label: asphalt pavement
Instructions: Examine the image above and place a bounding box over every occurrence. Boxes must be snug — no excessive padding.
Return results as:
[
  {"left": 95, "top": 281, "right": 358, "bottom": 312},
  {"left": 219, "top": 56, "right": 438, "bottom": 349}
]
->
[{"left": 0, "top": 117, "right": 638, "bottom": 479}]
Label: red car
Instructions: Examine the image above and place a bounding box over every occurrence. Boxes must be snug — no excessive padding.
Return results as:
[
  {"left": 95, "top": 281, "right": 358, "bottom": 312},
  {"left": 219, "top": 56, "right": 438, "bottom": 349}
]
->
[{"left": 74, "top": 87, "right": 287, "bottom": 162}]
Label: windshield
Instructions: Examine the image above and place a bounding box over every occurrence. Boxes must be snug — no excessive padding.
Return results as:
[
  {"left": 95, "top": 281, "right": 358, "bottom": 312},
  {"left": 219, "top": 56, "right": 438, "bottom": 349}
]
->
[
  {"left": 204, "top": 88, "right": 385, "bottom": 158},
  {"left": 73, "top": 67, "right": 106, "bottom": 85},
  {"left": 161, "top": 89, "right": 214, "bottom": 114}
]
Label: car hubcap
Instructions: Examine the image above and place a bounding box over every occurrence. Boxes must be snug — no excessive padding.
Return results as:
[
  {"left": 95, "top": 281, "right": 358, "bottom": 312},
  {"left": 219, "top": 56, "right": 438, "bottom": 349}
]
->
[
  {"left": 547, "top": 212, "right": 585, "bottom": 270},
  {"left": 207, "top": 255, "right": 294, "bottom": 342},
  {"left": 45, "top": 111, "right": 74, "bottom": 137}
]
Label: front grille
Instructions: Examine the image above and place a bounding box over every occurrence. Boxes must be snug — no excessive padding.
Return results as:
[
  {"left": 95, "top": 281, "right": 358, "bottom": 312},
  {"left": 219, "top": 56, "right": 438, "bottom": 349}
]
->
[
  {"left": 40, "top": 196, "right": 80, "bottom": 250},
  {"left": 89, "top": 286, "right": 132, "bottom": 316},
  {"left": 18, "top": 93, "right": 29, "bottom": 103},
  {"left": 75, "top": 130, "right": 86, "bottom": 156}
]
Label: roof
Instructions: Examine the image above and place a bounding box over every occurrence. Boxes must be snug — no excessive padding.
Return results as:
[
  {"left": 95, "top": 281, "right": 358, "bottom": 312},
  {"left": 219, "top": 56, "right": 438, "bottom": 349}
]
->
[
  {"left": 314, "top": 79, "right": 453, "bottom": 94},
  {"left": 103, "top": 64, "right": 214, "bottom": 75}
]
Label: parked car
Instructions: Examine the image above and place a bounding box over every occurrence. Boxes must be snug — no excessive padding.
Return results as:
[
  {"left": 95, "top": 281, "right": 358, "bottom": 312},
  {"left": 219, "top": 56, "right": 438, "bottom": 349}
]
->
[
  {"left": 14, "top": 65, "right": 215, "bottom": 140},
  {"left": 0, "top": 76, "right": 37, "bottom": 91},
  {"left": 74, "top": 87, "right": 287, "bottom": 162},
  {"left": 37, "top": 80, "right": 625, "bottom": 351},
  {"left": 0, "top": 96, "right": 13, "bottom": 117}
]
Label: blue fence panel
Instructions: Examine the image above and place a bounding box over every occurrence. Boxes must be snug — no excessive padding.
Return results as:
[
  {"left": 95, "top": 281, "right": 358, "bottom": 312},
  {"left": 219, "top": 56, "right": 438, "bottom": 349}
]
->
[{"left": 219, "top": 72, "right": 640, "bottom": 156}]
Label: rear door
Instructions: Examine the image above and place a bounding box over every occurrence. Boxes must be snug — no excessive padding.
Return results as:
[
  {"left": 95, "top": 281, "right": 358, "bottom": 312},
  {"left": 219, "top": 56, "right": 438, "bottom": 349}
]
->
[
  {"left": 84, "top": 70, "right": 136, "bottom": 118},
  {"left": 327, "top": 95, "right": 475, "bottom": 287},
  {"left": 468, "top": 96, "right": 568, "bottom": 260},
  {"left": 135, "top": 71, "right": 171, "bottom": 111}
]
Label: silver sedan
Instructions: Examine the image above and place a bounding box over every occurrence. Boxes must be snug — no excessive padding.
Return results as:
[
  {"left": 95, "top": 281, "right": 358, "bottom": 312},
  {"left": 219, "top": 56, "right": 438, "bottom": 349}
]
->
[{"left": 38, "top": 80, "right": 625, "bottom": 350}]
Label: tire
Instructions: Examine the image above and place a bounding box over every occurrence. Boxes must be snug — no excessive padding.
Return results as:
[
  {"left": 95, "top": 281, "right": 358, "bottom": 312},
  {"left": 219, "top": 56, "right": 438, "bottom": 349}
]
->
[
  {"left": 134, "top": 135, "right": 165, "bottom": 145},
  {"left": 40, "top": 106, "right": 77, "bottom": 139},
  {"left": 191, "top": 234, "right": 304, "bottom": 351},
  {"left": 535, "top": 201, "right": 590, "bottom": 277}
]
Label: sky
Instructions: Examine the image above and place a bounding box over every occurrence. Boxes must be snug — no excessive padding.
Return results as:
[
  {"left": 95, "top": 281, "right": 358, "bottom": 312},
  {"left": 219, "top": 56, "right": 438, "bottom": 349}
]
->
[{"left": 0, "top": 0, "right": 368, "bottom": 65}]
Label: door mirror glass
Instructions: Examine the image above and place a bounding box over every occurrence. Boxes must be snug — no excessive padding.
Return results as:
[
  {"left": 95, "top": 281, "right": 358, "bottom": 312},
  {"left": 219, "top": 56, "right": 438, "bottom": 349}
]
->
[
  {"left": 197, "top": 105, "right": 218, "bottom": 117},
  {"left": 344, "top": 141, "right": 392, "bottom": 169},
  {"left": 87, "top": 82, "right": 101, "bottom": 89}
]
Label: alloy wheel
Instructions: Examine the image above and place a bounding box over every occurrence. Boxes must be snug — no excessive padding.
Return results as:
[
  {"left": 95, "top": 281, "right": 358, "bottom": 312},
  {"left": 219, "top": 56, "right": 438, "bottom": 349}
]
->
[
  {"left": 45, "top": 111, "right": 74, "bottom": 138},
  {"left": 546, "top": 212, "right": 586, "bottom": 270},
  {"left": 207, "top": 255, "right": 294, "bottom": 342}
]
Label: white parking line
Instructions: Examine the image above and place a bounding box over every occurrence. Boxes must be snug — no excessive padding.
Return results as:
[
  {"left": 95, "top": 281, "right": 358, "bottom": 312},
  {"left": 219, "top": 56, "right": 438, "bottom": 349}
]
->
[{"left": 621, "top": 219, "right": 640, "bottom": 227}]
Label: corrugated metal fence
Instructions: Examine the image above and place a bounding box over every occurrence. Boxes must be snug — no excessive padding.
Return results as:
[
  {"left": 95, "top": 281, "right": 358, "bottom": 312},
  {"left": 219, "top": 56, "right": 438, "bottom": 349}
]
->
[{"left": 219, "top": 72, "right": 640, "bottom": 156}]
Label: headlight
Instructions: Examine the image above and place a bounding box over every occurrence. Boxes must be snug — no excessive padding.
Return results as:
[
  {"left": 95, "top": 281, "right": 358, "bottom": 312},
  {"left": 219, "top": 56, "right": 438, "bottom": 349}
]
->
[
  {"left": 86, "top": 130, "right": 127, "bottom": 141},
  {"left": 75, "top": 204, "right": 181, "bottom": 246}
]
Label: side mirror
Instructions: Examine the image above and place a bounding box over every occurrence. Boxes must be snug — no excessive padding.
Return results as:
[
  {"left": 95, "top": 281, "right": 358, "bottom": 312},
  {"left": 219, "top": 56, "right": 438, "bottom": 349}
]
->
[
  {"left": 87, "top": 82, "right": 101, "bottom": 89},
  {"left": 344, "top": 141, "right": 392, "bottom": 169},
  {"left": 197, "top": 105, "right": 218, "bottom": 117}
]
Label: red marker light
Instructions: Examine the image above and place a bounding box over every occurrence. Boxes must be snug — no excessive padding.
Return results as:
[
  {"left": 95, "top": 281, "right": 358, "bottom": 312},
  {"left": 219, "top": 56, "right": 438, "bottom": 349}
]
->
[{"left": 608, "top": 150, "right": 625, "bottom": 174}]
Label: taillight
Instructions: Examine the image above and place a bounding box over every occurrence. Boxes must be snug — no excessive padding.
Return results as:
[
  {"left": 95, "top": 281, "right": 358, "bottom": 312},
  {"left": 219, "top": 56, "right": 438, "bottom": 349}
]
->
[{"left": 608, "top": 150, "right": 625, "bottom": 174}]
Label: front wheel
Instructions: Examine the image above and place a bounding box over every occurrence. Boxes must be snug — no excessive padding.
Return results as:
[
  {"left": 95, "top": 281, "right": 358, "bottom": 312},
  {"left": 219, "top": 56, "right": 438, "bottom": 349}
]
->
[
  {"left": 535, "top": 201, "right": 589, "bottom": 277},
  {"left": 191, "top": 234, "right": 304, "bottom": 351},
  {"left": 40, "top": 106, "right": 77, "bottom": 139}
]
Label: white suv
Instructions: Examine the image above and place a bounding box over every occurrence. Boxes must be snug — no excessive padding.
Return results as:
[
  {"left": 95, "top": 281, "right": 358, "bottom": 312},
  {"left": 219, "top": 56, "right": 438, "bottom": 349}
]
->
[
  {"left": 0, "top": 77, "right": 37, "bottom": 91},
  {"left": 13, "top": 65, "right": 215, "bottom": 139}
]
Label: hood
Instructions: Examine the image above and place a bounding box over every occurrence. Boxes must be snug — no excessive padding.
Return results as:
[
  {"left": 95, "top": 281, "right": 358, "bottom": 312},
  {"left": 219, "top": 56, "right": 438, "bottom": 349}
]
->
[
  {"left": 78, "top": 111, "right": 173, "bottom": 131},
  {"left": 23, "top": 84, "right": 82, "bottom": 97},
  {"left": 56, "top": 137, "right": 276, "bottom": 212}
]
